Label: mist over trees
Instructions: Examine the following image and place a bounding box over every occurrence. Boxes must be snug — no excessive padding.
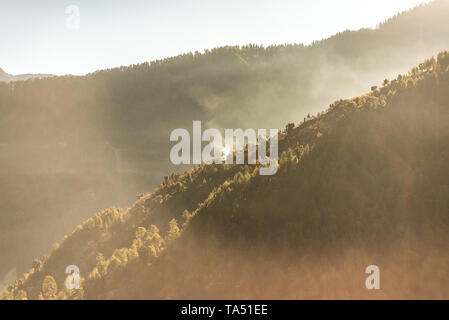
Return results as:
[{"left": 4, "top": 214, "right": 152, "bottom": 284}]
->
[
  {"left": 1, "top": 0, "right": 449, "bottom": 289},
  {"left": 2, "top": 49, "right": 449, "bottom": 299}
]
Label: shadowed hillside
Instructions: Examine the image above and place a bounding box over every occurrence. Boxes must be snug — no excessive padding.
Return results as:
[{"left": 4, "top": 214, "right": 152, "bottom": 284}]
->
[
  {"left": 3, "top": 50, "right": 449, "bottom": 299},
  {"left": 1, "top": 0, "right": 449, "bottom": 285}
]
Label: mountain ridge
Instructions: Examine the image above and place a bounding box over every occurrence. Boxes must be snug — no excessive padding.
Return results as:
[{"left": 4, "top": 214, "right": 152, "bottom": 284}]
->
[
  {"left": 1, "top": 0, "right": 449, "bottom": 292},
  {"left": 3, "top": 50, "right": 449, "bottom": 299},
  {"left": 0, "top": 67, "right": 53, "bottom": 82}
]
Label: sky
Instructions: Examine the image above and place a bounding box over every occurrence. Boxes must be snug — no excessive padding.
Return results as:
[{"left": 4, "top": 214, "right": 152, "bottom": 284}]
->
[{"left": 0, "top": 0, "right": 432, "bottom": 75}]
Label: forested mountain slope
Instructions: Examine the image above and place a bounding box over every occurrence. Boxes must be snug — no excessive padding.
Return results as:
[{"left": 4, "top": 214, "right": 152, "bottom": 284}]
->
[
  {"left": 2, "top": 0, "right": 449, "bottom": 286},
  {"left": 3, "top": 50, "right": 449, "bottom": 299}
]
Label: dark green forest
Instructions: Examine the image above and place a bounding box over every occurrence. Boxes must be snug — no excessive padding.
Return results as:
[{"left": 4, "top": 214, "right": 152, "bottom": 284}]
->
[
  {"left": 1, "top": 1, "right": 449, "bottom": 284},
  {"left": 3, "top": 49, "right": 449, "bottom": 299}
]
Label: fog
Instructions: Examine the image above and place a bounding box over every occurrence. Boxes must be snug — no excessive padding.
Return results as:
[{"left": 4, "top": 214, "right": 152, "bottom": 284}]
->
[{"left": 1, "top": 0, "right": 449, "bottom": 289}]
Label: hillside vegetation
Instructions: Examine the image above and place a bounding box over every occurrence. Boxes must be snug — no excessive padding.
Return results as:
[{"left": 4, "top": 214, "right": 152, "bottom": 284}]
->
[
  {"left": 2, "top": 1, "right": 449, "bottom": 281},
  {"left": 3, "top": 50, "right": 449, "bottom": 299}
]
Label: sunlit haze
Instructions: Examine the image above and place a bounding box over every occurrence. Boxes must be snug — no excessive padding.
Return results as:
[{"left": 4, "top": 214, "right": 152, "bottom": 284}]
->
[
  {"left": 3, "top": 0, "right": 449, "bottom": 302},
  {"left": 0, "top": 0, "right": 431, "bottom": 75}
]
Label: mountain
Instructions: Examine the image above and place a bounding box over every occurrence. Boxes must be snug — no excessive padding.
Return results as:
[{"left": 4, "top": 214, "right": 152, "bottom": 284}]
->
[
  {"left": 3, "top": 50, "right": 449, "bottom": 300},
  {"left": 2, "top": 0, "right": 449, "bottom": 286},
  {"left": 0, "top": 67, "right": 53, "bottom": 82},
  {"left": 0, "top": 68, "right": 11, "bottom": 82}
]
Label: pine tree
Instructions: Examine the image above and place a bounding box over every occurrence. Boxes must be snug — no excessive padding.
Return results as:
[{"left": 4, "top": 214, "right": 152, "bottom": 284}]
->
[{"left": 167, "top": 219, "right": 181, "bottom": 242}]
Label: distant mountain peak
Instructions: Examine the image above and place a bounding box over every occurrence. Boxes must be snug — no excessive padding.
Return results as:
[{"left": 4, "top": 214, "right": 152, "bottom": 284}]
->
[{"left": 0, "top": 67, "right": 54, "bottom": 82}]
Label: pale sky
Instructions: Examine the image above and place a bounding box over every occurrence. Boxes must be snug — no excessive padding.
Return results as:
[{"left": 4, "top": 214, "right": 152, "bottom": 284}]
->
[{"left": 0, "top": 0, "right": 431, "bottom": 75}]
